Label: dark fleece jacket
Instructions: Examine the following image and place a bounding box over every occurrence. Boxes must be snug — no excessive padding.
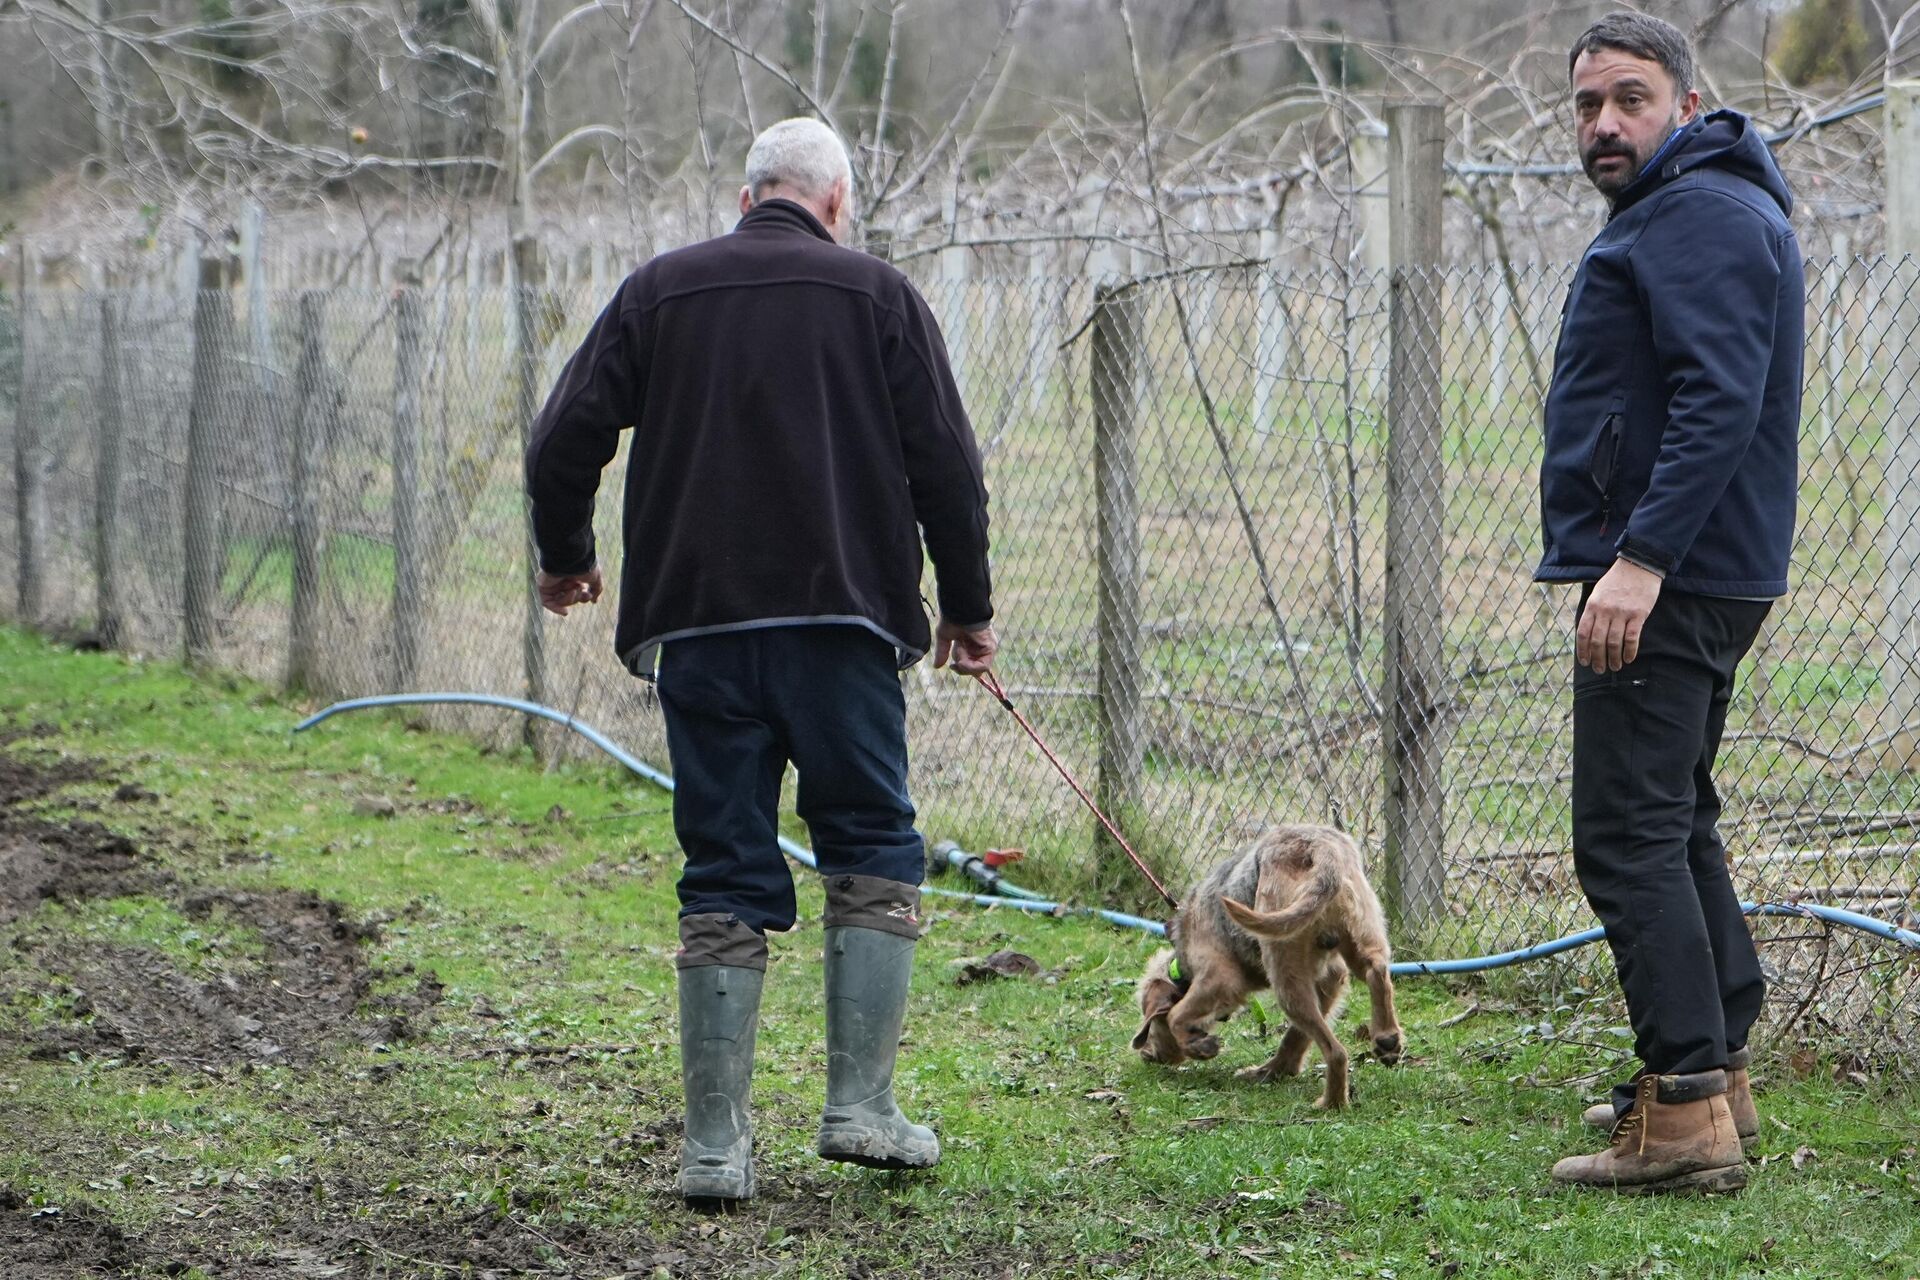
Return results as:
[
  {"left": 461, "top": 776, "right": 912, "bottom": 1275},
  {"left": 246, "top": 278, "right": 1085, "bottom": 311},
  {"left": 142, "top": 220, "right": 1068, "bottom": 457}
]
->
[
  {"left": 1537, "top": 109, "right": 1803, "bottom": 596},
  {"left": 524, "top": 199, "right": 992, "bottom": 674}
]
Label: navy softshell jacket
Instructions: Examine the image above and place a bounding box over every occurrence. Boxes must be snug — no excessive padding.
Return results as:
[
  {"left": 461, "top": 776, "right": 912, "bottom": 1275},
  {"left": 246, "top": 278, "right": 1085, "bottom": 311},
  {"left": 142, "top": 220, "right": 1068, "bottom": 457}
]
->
[{"left": 1538, "top": 109, "right": 1804, "bottom": 596}]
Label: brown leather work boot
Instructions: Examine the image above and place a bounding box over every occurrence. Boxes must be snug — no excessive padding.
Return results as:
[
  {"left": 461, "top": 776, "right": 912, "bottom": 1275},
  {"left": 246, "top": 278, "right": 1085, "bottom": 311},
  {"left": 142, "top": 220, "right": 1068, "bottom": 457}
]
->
[
  {"left": 1583, "top": 1049, "right": 1759, "bottom": 1154},
  {"left": 1553, "top": 1070, "right": 1747, "bottom": 1195},
  {"left": 1724, "top": 1046, "right": 1759, "bottom": 1150}
]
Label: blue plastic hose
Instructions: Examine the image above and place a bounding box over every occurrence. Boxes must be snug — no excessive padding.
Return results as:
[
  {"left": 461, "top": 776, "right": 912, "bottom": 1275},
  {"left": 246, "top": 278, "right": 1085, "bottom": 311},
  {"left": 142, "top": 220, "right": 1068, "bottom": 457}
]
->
[
  {"left": 292, "top": 692, "right": 1167, "bottom": 933},
  {"left": 293, "top": 692, "right": 1920, "bottom": 968}
]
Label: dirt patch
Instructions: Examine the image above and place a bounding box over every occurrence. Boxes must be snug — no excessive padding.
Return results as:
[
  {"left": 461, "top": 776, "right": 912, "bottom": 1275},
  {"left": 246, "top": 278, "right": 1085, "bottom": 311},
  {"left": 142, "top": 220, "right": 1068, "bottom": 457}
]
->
[
  {"left": 0, "top": 749, "right": 441, "bottom": 1069},
  {"left": 0, "top": 1188, "right": 147, "bottom": 1280},
  {"left": 24, "top": 887, "right": 441, "bottom": 1068}
]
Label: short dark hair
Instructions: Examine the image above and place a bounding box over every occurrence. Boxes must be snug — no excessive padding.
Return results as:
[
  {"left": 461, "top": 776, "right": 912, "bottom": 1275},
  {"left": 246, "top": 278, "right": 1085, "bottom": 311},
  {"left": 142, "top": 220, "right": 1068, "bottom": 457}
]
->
[{"left": 1568, "top": 12, "right": 1695, "bottom": 97}]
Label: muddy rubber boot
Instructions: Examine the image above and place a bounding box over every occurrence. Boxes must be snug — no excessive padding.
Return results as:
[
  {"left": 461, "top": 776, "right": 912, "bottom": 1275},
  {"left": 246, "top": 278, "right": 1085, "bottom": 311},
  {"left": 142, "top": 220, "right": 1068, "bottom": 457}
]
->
[
  {"left": 1552, "top": 1070, "right": 1747, "bottom": 1195},
  {"left": 1585, "top": 1050, "right": 1757, "bottom": 1154},
  {"left": 675, "top": 914, "right": 767, "bottom": 1210},
  {"left": 813, "top": 875, "right": 937, "bottom": 1170}
]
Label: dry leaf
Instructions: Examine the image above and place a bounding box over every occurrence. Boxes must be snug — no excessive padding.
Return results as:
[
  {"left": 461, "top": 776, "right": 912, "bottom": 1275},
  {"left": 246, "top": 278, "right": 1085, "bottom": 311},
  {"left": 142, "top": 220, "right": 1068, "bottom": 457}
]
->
[
  {"left": 1791, "top": 1145, "right": 1817, "bottom": 1169},
  {"left": 952, "top": 950, "right": 1041, "bottom": 986},
  {"left": 1084, "top": 1088, "right": 1125, "bottom": 1104}
]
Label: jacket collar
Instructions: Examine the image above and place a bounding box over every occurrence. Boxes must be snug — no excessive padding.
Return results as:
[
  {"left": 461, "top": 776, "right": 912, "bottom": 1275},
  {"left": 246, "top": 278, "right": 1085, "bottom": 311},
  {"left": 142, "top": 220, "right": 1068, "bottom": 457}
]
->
[
  {"left": 1607, "top": 115, "right": 1707, "bottom": 219},
  {"left": 734, "top": 197, "right": 836, "bottom": 243}
]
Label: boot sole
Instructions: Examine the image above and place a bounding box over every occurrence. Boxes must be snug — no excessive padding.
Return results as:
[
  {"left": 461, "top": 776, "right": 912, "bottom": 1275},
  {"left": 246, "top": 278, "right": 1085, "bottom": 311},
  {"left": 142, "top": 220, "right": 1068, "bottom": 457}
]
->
[
  {"left": 682, "top": 1192, "right": 749, "bottom": 1214},
  {"left": 818, "top": 1149, "right": 935, "bottom": 1171},
  {"left": 817, "top": 1129, "right": 939, "bottom": 1171},
  {"left": 1563, "top": 1163, "right": 1749, "bottom": 1196}
]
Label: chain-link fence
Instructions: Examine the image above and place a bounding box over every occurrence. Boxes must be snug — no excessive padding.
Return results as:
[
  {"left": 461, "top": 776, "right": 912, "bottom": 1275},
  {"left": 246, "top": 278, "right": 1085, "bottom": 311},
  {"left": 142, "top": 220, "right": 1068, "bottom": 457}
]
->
[{"left": 1, "top": 255, "right": 1915, "bottom": 1072}]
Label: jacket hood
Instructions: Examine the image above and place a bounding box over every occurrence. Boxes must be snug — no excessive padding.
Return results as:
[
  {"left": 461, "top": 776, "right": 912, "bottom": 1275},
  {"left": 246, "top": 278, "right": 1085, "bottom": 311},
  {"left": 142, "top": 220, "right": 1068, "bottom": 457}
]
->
[{"left": 1612, "top": 109, "right": 1792, "bottom": 219}]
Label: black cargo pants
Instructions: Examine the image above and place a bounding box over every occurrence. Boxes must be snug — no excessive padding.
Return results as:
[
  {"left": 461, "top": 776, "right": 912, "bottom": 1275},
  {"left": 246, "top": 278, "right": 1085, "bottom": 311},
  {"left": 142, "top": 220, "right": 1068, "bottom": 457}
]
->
[{"left": 1571, "top": 586, "right": 1770, "bottom": 1114}]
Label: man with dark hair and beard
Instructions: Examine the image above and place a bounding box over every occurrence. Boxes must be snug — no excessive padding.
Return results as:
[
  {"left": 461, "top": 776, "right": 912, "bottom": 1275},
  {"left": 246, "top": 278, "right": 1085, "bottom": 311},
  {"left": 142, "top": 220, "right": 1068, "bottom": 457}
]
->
[{"left": 1538, "top": 12, "right": 1802, "bottom": 1194}]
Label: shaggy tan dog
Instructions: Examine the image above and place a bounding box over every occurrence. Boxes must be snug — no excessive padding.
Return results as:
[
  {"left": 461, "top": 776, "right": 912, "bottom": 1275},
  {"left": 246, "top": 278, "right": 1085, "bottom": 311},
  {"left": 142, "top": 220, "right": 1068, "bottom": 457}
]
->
[{"left": 1131, "top": 825, "right": 1402, "bottom": 1109}]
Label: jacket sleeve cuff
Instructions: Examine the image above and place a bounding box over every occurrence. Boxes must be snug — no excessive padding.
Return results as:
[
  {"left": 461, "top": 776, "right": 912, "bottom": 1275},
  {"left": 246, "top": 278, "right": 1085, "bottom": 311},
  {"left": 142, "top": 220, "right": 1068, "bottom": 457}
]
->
[
  {"left": 1614, "top": 532, "right": 1677, "bottom": 576},
  {"left": 538, "top": 540, "right": 597, "bottom": 577}
]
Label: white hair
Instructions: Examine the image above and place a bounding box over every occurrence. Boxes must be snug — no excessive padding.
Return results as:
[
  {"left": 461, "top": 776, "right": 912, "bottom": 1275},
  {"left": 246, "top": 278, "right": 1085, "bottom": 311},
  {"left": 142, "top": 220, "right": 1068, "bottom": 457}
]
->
[{"left": 745, "top": 118, "right": 853, "bottom": 205}]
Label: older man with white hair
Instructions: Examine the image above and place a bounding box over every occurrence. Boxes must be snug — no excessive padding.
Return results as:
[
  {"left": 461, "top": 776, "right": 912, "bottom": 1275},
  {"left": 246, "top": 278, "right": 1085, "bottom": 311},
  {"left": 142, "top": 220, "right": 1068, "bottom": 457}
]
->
[{"left": 524, "top": 117, "right": 996, "bottom": 1208}]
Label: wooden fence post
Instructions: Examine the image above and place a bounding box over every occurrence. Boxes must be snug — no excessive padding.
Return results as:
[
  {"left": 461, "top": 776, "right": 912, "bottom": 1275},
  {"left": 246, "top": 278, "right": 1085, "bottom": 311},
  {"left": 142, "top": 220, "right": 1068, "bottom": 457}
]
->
[
  {"left": 391, "top": 268, "right": 426, "bottom": 688},
  {"left": 288, "top": 291, "right": 329, "bottom": 692},
  {"left": 11, "top": 244, "right": 42, "bottom": 625},
  {"left": 1381, "top": 99, "right": 1448, "bottom": 936},
  {"left": 183, "top": 254, "right": 234, "bottom": 670},
  {"left": 1092, "top": 280, "right": 1144, "bottom": 875},
  {"left": 94, "top": 293, "right": 125, "bottom": 648},
  {"left": 1874, "top": 82, "right": 1920, "bottom": 770},
  {"left": 513, "top": 234, "right": 548, "bottom": 750}
]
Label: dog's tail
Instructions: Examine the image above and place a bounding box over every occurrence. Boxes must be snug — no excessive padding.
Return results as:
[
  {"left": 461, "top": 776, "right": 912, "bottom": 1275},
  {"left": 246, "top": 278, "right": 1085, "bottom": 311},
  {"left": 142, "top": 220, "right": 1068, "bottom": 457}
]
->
[{"left": 1221, "top": 864, "right": 1340, "bottom": 941}]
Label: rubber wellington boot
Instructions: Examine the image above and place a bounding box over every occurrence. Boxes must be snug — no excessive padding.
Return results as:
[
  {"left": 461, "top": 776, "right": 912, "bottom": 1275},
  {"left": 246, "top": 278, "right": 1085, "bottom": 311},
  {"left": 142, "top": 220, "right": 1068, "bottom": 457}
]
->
[
  {"left": 1584, "top": 1048, "right": 1758, "bottom": 1153},
  {"left": 816, "top": 925, "right": 940, "bottom": 1169},
  {"left": 677, "top": 961, "right": 764, "bottom": 1208},
  {"left": 1553, "top": 1070, "right": 1747, "bottom": 1195}
]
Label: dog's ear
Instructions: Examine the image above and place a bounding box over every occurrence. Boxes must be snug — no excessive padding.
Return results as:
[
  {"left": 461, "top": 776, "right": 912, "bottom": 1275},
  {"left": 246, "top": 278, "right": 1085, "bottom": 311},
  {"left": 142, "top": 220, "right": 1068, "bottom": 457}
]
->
[{"left": 1139, "top": 974, "right": 1180, "bottom": 1023}]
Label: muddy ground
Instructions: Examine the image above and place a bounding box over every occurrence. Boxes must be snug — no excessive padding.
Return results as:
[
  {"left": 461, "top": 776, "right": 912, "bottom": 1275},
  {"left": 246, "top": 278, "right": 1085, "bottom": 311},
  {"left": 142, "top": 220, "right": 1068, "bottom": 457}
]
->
[{"left": 0, "top": 741, "right": 1030, "bottom": 1280}]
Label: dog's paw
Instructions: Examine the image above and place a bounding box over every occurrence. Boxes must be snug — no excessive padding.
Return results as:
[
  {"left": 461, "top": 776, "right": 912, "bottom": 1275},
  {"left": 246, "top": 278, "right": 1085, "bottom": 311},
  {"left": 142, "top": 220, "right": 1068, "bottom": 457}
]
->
[
  {"left": 1372, "top": 1030, "right": 1403, "bottom": 1066},
  {"left": 1184, "top": 1033, "right": 1223, "bottom": 1061},
  {"left": 1235, "top": 1062, "right": 1280, "bottom": 1084},
  {"left": 1312, "top": 1088, "right": 1351, "bottom": 1111}
]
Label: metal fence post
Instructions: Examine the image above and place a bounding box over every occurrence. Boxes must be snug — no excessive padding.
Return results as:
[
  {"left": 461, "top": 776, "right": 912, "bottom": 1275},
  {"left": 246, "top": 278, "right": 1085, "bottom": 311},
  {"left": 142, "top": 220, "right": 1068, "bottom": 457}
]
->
[
  {"left": 11, "top": 244, "right": 41, "bottom": 626},
  {"left": 512, "top": 234, "right": 548, "bottom": 750},
  {"left": 941, "top": 186, "right": 971, "bottom": 408},
  {"left": 391, "top": 267, "right": 425, "bottom": 689},
  {"left": 94, "top": 293, "right": 125, "bottom": 648},
  {"left": 184, "top": 254, "right": 233, "bottom": 670},
  {"left": 1382, "top": 100, "right": 1448, "bottom": 935},
  {"left": 1876, "top": 82, "right": 1920, "bottom": 769},
  {"left": 1025, "top": 243, "right": 1056, "bottom": 419},
  {"left": 1253, "top": 185, "right": 1288, "bottom": 433},
  {"left": 288, "top": 291, "right": 329, "bottom": 692},
  {"left": 1092, "top": 280, "right": 1144, "bottom": 872}
]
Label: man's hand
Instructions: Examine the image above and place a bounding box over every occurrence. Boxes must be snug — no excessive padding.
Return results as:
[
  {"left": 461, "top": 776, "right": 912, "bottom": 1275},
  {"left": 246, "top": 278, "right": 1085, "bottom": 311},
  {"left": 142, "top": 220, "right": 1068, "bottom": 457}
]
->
[
  {"left": 933, "top": 618, "right": 998, "bottom": 675},
  {"left": 537, "top": 566, "right": 604, "bottom": 617},
  {"left": 1577, "top": 559, "right": 1662, "bottom": 672}
]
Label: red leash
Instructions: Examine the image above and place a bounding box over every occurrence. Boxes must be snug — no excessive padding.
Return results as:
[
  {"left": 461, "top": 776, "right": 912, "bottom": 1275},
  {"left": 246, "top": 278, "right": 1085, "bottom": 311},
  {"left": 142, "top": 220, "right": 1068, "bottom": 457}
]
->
[{"left": 972, "top": 669, "right": 1179, "bottom": 910}]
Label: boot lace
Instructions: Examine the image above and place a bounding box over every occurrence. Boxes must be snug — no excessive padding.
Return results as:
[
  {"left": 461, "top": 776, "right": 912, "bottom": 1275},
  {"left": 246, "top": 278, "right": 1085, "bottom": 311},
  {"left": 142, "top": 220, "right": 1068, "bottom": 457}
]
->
[{"left": 1609, "top": 1107, "right": 1648, "bottom": 1155}]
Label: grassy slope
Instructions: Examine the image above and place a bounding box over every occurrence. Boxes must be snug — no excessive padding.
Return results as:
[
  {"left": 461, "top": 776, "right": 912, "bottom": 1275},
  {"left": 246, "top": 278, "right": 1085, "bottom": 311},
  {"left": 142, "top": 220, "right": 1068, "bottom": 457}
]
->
[{"left": 0, "top": 625, "right": 1916, "bottom": 1280}]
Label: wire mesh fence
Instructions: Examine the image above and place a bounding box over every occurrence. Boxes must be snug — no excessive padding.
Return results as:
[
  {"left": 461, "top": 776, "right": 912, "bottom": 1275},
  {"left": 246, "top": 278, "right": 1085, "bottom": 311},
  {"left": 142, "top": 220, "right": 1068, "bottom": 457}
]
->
[{"left": 1, "top": 253, "right": 1915, "bottom": 1075}]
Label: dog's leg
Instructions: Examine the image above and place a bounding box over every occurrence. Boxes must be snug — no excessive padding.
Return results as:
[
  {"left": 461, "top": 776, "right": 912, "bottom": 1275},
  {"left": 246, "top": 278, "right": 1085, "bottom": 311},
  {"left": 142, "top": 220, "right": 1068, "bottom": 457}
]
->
[
  {"left": 1243, "top": 962, "right": 1347, "bottom": 1083},
  {"left": 1344, "top": 940, "right": 1402, "bottom": 1066},
  {"left": 1166, "top": 976, "right": 1236, "bottom": 1062},
  {"left": 1266, "top": 968, "right": 1349, "bottom": 1109},
  {"left": 1236, "top": 1026, "right": 1309, "bottom": 1083}
]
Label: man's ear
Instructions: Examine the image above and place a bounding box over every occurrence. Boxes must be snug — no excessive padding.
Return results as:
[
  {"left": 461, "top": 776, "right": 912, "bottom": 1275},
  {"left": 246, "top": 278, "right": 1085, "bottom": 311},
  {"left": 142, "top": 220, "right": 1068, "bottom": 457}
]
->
[
  {"left": 1678, "top": 88, "right": 1701, "bottom": 125},
  {"left": 738, "top": 185, "right": 754, "bottom": 216},
  {"left": 824, "top": 176, "right": 851, "bottom": 240}
]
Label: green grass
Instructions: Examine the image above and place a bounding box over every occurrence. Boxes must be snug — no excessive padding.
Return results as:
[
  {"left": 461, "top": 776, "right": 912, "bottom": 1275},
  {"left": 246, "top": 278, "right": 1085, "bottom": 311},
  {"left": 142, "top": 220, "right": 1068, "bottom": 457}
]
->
[
  {"left": 0, "top": 625, "right": 1917, "bottom": 1278},
  {"left": 221, "top": 531, "right": 397, "bottom": 607}
]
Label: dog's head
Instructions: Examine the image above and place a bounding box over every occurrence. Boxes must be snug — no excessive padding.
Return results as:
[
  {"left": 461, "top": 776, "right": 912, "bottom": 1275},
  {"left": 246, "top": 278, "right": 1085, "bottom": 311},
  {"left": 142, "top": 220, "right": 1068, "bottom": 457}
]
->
[{"left": 1132, "top": 948, "right": 1188, "bottom": 1063}]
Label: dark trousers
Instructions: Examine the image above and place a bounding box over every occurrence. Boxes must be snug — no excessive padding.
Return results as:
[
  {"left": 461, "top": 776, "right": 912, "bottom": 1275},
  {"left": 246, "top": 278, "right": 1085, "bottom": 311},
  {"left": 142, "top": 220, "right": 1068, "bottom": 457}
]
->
[
  {"left": 657, "top": 625, "right": 924, "bottom": 934},
  {"left": 1571, "top": 588, "right": 1770, "bottom": 1112}
]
